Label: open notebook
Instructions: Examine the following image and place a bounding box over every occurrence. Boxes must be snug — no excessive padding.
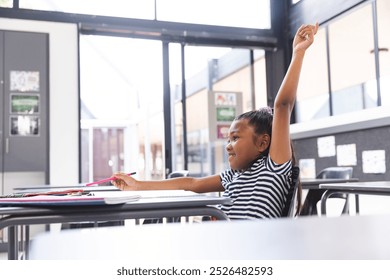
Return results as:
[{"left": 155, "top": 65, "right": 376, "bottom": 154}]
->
[{"left": 0, "top": 191, "right": 140, "bottom": 206}]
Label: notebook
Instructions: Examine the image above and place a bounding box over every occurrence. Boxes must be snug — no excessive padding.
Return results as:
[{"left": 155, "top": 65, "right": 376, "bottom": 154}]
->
[{"left": 0, "top": 191, "right": 140, "bottom": 206}]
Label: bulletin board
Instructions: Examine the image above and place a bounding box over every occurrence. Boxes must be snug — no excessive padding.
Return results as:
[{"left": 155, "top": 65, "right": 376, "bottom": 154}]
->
[{"left": 292, "top": 126, "right": 390, "bottom": 181}]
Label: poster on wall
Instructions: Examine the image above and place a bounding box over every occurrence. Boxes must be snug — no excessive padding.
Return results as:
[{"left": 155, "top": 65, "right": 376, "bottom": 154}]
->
[
  {"left": 10, "top": 116, "right": 39, "bottom": 136},
  {"left": 10, "top": 94, "right": 39, "bottom": 114},
  {"left": 214, "top": 92, "right": 237, "bottom": 106},
  {"left": 216, "top": 107, "right": 235, "bottom": 122},
  {"left": 217, "top": 124, "right": 230, "bottom": 139},
  {"left": 209, "top": 91, "right": 242, "bottom": 142},
  {"left": 10, "top": 70, "right": 40, "bottom": 92},
  {"left": 299, "top": 158, "right": 316, "bottom": 179}
]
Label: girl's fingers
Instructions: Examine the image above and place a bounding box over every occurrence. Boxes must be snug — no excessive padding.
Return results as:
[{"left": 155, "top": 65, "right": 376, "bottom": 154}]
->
[
  {"left": 313, "top": 22, "right": 319, "bottom": 34},
  {"left": 299, "top": 24, "right": 317, "bottom": 41},
  {"left": 297, "top": 24, "right": 307, "bottom": 35},
  {"left": 298, "top": 23, "right": 318, "bottom": 36}
]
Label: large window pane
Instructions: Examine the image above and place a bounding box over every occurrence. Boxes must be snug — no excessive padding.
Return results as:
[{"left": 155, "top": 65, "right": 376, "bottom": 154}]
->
[
  {"left": 212, "top": 50, "right": 253, "bottom": 111},
  {"left": 80, "top": 36, "right": 164, "bottom": 182},
  {"left": 20, "top": 0, "right": 155, "bottom": 19},
  {"left": 171, "top": 46, "right": 266, "bottom": 177},
  {"left": 186, "top": 89, "right": 211, "bottom": 176},
  {"left": 92, "top": 128, "right": 124, "bottom": 183},
  {"left": 156, "top": 0, "right": 271, "bottom": 29},
  {"left": 296, "top": 27, "right": 329, "bottom": 122},
  {"left": 170, "top": 44, "right": 267, "bottom": 176},
  {"left": 19, "top": 0, "right": 270, "bottom": 29},
  {"left": 0, "top": 0, "right": 12, "bottom": 8},
  {"left": 377, "top": 0, "right": 390, "bottom": 106},
  {"left": 183, "top": 46, "right": 233, "bottom": 177},
  {"left": 328, "top": 4, "right": 377, "bottom": 115},
  {"left": 253, "top": 49, "right": 268, "bottom": 109},
  {"left": 169, "top": 44, "right": 185, "bottom": 172}
]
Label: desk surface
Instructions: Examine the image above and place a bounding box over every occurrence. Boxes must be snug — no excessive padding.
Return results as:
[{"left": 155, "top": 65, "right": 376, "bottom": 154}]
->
[
  {"left": 0, "top": 190, "right": 231, "bottom": 226},
  {"left": 319, "top": 181, "right": 390, "bottom": 191},
  {"left": 301, "top": 178, "right": 359, "bottom": 189},
  {"left": 29, "top": 214, "right": 390, "bottom": 260},
  {"left": 318, "top": 181, "right": 390, "bottom": 216},
  {"left": 1, "top": 190, "right": 231, "bottom": 259}
]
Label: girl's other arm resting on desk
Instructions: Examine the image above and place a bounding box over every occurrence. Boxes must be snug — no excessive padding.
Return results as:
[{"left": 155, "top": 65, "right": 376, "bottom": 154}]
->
[{"left": 112, "top": 173, "right": 224, "bottom": 193}]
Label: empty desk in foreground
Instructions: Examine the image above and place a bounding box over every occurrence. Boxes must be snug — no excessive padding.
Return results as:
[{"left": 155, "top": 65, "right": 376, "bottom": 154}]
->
[
  {"left": 319, "top": 181, "right": 390, "bottom": 215},
  {"left": 29, "top": 214, "right": 390, "bottom": 260}
]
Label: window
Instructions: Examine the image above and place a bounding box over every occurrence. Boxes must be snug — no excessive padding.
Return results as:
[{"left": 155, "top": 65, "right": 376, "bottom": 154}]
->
[
  {"left": 156, "top": 0, "right": 270, "bottom": 29},
  {"left": 172, "top": 45, "right": 235, "bottom": 176},
  {"left": 253, "top": 49, "right": 268, "bottom": 109},
  {"left": 171, "top": 46, "right": 267, "bottom": 176},
  {"left": 11, "top": 0, "right": 271, "bottom": 179},
  {"left": 0, "top": 0, "right": 12, "bottom": 8},
  {"left": 296, "top": 27, "right": 329, "bottom": 122},
  {"left": 295, "top": 2, "right": 386, "bottom": 123},
  {"left": 19, "top": 0, "right": 270, "bottom": 29},
  {"left": 328, "top": 4, "right": 377, "bottom": 114},
  {"left": 376, "top": 0, "right": 390, "bottom": 106},
  {"left": 19, "top": 0, "right": 155, "bottom": 19},
  {"left": 80, "top": 35, "right": 164, "bottom": 181}
]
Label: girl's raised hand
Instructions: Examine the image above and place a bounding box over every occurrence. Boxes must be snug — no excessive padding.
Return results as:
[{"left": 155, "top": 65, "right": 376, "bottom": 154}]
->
[{"left": 293, "top": 22, "right": 319, "bottom": 53}]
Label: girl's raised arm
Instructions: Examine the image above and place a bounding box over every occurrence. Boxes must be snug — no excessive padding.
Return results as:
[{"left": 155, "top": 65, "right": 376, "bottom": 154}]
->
[{"left": 269, "top": 23, "right": 318, "bottom": 164}]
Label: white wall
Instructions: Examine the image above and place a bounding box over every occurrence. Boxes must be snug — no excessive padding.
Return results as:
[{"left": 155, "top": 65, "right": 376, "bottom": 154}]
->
[{"left": 0, "top": 18, "right": 79, "bottom": 185}]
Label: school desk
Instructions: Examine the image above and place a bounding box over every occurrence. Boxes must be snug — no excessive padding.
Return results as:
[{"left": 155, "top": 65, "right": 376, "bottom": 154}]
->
[
  {"left": 0, "top": 190, "right": 231, "bottom": 260},
  {"left": 29, "top": 214, "right": 390, "bottom": 260}
]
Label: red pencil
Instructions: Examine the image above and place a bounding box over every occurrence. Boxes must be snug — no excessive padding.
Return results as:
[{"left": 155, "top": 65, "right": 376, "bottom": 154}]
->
[{"left": 85, "top": 172, "right": 136, "bottom": 186}]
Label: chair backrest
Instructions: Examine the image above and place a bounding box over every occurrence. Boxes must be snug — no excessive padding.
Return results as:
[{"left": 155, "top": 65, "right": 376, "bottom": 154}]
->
[
  {"left": 316, "top": 166, "right": 353, "bottom": 179},
  {"left": 281, "top": 166, "right": 300, "bottom": 218},
  {"left": 167, "top": 170, "right": 189, "bottom": 179}
]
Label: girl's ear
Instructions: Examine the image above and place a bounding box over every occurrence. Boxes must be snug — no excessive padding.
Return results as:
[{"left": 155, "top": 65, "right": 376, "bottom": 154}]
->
[{"left": 257, "top": 134, "right": 271, "bottom": 152}]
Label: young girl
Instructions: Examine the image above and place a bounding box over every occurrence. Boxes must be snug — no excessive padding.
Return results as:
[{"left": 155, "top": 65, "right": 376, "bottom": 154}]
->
[{"left": 112, "top": 22, "right": 318, "bottom": 219}]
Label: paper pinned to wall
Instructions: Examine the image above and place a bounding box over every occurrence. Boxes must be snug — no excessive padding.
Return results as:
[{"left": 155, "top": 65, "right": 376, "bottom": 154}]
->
[
  {"left": 337, "top": 144, "right": 357, "bottom": 166},
  {"left": 10, "top": 70, "right": 40, "bottom": 92},
  {"left": 317, "top": 136, "right": 336, "bottom": 157},
  {"left": 299, "top": 158, "right": 316, "bottom": 179},
  {"left": 362, "top": 150, "right": 386, "bottom": 174}
]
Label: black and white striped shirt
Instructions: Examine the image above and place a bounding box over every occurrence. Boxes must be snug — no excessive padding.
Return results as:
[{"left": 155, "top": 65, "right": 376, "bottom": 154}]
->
[{"left": 219, "top": 156, "right": 292, "bottom": 219}]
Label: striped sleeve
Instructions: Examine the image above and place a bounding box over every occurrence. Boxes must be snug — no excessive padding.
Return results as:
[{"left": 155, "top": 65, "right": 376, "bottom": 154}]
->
[{"left": 219, "top": 157, "right": 292, "bottom": 219}]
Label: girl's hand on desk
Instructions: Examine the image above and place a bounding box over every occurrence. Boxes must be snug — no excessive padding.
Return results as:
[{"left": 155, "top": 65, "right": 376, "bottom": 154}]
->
[{"left": 112, "top": 172, "right": 137, "bottom": 191}]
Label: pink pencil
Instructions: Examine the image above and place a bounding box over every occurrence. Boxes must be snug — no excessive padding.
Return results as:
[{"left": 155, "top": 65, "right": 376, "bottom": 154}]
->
[{"left": 85, "top": 172, "right": 136, "bottom": 186}]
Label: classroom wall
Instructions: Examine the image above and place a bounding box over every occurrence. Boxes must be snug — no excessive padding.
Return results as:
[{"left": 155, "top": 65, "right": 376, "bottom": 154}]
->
[
  {"left": 291, "top": 107, "right": 390, "bottom": 216},
  {"left": 291, "top": 106, "right": 390, "bottom": 180},
  {"left": 0, "top": 18, "right": 79, "bottom": 185},
  {"left": 293, "top": 125, "right": 390, "bottom": 181}
]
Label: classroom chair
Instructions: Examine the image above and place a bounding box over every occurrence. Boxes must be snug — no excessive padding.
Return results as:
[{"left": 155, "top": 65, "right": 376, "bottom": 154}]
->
[
  {"left": 281, "top": 166, "right": 300, "bottom": 218},
  {"left": 316, "top": 166, "right": 353, "bottom": 216}
]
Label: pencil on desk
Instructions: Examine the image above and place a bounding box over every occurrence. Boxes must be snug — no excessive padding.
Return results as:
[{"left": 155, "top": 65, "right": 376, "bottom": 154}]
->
[{"left": 85, "top": 172, "right": 136, "bottom": 186}]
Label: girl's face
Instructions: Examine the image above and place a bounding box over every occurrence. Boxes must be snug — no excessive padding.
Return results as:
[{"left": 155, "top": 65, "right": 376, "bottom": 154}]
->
[{"left": 226, "top": 119, "right": 269, "bottom": 170}]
